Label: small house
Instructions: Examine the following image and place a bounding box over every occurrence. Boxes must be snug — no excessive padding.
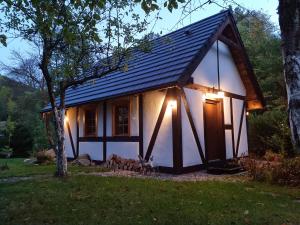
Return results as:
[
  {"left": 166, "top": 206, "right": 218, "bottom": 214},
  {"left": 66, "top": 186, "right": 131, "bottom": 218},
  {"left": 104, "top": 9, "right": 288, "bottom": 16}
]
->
[{"left": 42, "top": 10, "right": 264, "bottom": 173}]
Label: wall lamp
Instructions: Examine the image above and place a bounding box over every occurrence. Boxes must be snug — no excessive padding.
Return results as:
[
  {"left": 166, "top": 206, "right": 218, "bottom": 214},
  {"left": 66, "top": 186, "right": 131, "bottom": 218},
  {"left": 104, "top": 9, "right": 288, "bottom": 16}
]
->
[
  {"left": 203, "top": 90, "right": 225, "bottom": 101},
  {"left": 168, "top": 99, "right": 177, "bottom": 109}
]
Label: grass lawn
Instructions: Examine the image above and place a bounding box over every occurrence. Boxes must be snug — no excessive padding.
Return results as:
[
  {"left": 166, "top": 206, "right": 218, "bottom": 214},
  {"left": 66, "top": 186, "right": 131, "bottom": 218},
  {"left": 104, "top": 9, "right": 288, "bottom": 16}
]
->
[
  {"left": 0, "top": 158, "right": 108, "bottom": 178},
  {"left": 1, "top": 159, "right": 300, "bottom": 225}
]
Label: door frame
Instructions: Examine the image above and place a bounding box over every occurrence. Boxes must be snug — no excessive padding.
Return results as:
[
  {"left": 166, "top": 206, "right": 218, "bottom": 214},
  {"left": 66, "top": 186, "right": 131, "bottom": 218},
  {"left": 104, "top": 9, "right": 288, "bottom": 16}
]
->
[{"left": 203, "top": 98, "right": 226, "bottom": 162}]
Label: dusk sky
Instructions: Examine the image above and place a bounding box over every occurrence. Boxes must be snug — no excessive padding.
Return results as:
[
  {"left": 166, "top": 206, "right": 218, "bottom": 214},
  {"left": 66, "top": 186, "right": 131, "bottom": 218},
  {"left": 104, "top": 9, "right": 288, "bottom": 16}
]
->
[{"left": 0, "top": 0, "right": 278, "bottom": 65}]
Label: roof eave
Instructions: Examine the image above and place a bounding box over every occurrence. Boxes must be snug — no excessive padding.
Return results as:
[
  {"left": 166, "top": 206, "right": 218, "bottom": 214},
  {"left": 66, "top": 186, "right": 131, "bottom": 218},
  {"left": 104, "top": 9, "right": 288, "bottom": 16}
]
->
[{"left": 41, "top": 81, "right": 179, "bottom": 113}]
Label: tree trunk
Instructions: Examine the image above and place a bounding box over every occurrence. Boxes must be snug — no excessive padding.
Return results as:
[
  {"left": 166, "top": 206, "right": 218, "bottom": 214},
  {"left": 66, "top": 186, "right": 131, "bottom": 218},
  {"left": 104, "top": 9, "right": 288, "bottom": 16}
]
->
[
  {"left": 54, "top": 107, "right": 67, "bottom": 176},
  {"left": 40, "top": 44, "right": 68, "bottom": 176},
  {"left": 279, "top": 0, "right": 300, "bottom": 151},
  {"left": 45, "top": 114, "right": 55, "bottom": 148}
]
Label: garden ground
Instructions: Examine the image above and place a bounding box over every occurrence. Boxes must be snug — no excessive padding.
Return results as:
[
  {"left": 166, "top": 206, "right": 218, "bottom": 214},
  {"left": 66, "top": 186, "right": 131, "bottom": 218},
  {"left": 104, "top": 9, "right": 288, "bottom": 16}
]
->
[{"left": 0, "top": 158, "right": 300, "bottom": 225}]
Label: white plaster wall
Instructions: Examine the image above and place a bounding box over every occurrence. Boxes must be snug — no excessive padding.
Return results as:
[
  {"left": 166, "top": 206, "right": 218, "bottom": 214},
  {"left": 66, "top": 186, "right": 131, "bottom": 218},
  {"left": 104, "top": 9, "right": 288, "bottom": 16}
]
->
[
  {"left": 152, "top": 104, "right": 173, "bottom": 167},
  {"left": 64, "top": 107, "right": 77, "bottom": 158},
  {"left": 79, "top": 142, "right": 103, "bottom": 160},
  {"left": 184, "top": 88, "right": 206, "bottom": 157},
  {"left": 143, "top": 90, "right": 173, "bottom": 167},
  {"left": 107, "top": 142, "right": 139, "bottom": 160},
  {"left": 130, "top": 96, "right": 139, "bottom": 136},
  {"left": 232, "top": 98, "right": 248, "bottom": 157},
  {"left": 223, "top": 97, "right": 231, "bottom": 125},
  {"left": 225, "top": 130, "right": 234, "bottom": 159},
  {"left": 192, "top": 41, "right": 246, "bottom": 96},
  {"left": 223, "top": 96, "right": 234, "bottom": 159},
  {"left": 181, "top": 96, "right": 202, "bottom": 167}
]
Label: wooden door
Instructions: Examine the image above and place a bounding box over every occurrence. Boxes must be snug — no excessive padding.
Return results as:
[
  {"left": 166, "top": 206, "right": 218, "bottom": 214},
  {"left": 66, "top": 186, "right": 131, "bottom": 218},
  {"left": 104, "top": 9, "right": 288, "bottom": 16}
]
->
[{"left": 204, "top": 99, "right": 225, "bottom": 162}]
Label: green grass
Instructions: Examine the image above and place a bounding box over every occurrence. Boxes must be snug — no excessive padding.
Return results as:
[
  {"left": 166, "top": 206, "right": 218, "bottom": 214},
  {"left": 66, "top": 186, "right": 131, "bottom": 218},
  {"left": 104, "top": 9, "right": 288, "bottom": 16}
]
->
[
  {"left": 0, "top": 159, "right": 300, "bottom": 225},
  {"left": 0, "top": 158, "right": 108, "bottom": 178}
]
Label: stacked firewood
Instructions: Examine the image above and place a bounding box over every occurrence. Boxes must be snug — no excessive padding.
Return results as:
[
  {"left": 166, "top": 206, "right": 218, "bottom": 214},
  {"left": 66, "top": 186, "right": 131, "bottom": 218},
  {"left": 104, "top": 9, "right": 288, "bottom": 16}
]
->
[{"left": 105, "top": 154, "right": 155, "bottom": 174}]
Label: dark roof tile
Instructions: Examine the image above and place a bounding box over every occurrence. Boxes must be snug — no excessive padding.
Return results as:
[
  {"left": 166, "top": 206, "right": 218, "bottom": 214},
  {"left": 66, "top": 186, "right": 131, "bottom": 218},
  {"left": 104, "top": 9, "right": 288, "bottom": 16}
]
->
[{"left": 43, "top": 10, "right": 230, "bottom": 112}]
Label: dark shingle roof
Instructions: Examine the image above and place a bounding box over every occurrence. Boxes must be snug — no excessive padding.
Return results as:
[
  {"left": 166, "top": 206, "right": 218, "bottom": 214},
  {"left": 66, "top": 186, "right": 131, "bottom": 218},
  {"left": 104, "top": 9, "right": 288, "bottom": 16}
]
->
[{"left": 42, "top": 10, "right": 232, "bottom": 112}]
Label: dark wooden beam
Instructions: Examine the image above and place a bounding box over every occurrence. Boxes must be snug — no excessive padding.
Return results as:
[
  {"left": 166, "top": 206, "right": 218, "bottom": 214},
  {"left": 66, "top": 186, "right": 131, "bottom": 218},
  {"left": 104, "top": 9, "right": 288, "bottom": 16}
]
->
[
  {"left": 235, "top": 101, "right": 246, "bottom": 157},
  {"left": 79, "top": 137, "right": 102, "bottom": 142},
  {"left": 107, "top": 136, "right": 139, "bottom": 142},
  {"left": 103, "top": 101, "right": 107, "bottom": 161},
  {"left": 185, "top": 83, "right": 246, "bottom": 101},
  {"left": 144, "top": 89, "right": 171, "bottom": 161},
  {"left": 78, "top": 136, "right": 140, "bottom": 142},
  {"left": 172, "top": 88, "right": 183, "bottom": 172},
  {"left": 138, "top": 94, "right": 144, "bottom": 158},
  {"left": 230, "top": 98, "right": 235, "bottom": 158},
  {"left": 219, "top": 35, "right": 241, "bottom": 50},
  {"left": 180, "top": 88, "right": 206, "bottom": 164},
  {"left": 224, "top": 124, "right": 233, "bottom": 129},
  {"left": 66, "top": 121, "right": 76, "bottom": 158}
]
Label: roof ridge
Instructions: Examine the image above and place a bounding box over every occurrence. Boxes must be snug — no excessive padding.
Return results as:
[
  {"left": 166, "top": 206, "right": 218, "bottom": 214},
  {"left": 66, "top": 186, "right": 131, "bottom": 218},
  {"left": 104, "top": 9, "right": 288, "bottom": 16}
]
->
[{"left": 153, "top": 9, "right": 231, "bottom": 41}]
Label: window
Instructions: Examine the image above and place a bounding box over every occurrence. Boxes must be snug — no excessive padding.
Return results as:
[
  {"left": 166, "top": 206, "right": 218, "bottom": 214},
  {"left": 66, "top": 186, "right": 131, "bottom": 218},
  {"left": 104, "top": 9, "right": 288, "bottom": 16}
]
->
[
  {"left": 113, "top": 101, "right": 130, "bottom": 136},
  {"left": 84, "top": 106, "right": 97, "bottom": 137}
]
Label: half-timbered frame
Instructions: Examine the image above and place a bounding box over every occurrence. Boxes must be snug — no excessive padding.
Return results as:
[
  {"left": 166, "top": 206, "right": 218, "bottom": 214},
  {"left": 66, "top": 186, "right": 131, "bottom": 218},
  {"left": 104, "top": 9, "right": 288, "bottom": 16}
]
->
[{"left": 42, "top": 10, "right": 264, "bottom": 174}]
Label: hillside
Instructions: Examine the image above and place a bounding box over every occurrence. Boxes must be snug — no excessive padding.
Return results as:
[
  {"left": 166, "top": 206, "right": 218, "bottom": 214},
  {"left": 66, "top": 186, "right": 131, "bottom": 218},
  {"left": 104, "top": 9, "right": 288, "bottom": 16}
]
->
[{"left": 0, "top": 75, "right": 34, "bottom": 98}]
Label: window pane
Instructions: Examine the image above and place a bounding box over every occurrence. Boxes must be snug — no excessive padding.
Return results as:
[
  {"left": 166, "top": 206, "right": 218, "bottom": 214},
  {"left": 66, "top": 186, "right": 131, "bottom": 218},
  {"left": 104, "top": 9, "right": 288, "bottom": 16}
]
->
[
  {"left": 85, "top": 108, "right": 96, "bottom": 136},
  {"left": 114, "top": 103, "right": 129, "bottom": 135}
]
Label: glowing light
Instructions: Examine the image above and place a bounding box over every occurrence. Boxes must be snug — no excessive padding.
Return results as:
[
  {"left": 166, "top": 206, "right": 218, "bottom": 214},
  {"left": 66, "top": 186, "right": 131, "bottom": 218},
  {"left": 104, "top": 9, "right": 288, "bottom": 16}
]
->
[
  {"left": 168, "top": 100, "right": 177, "bottom": 109},
  {"left": 204, "top": 91, "right": 225, "bottom": 100},
  {"left": 246, "top": 112, "right": 249, "bottom": 116},
  {"left": 217, "top": 91, "right": 225, "bottom": 98},
  {"left": 64, "top": 116, "right": 69, "bottom": 126}
]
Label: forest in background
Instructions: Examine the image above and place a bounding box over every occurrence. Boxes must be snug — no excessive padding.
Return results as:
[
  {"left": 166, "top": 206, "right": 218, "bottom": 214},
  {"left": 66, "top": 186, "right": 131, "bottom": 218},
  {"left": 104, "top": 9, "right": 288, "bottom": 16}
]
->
[{"left": 0, "top": 8, "right": 292, "bottom": 157}]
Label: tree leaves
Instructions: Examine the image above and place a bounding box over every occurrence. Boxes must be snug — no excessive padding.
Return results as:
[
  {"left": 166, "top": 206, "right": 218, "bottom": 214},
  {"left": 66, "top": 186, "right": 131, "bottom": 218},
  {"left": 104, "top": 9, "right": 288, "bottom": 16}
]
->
[
  {"left": 137, "top": 0, "right": 185, "bottom": 13},
  {"left": 0, "top": 35, "right": 7, "bottom": 47}
]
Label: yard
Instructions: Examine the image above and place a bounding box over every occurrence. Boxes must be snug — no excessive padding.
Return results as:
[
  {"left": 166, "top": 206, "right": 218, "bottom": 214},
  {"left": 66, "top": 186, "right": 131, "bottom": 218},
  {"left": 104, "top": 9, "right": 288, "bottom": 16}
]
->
[{"left": 0, "top": 158, "right": 300, "bottom": 225}]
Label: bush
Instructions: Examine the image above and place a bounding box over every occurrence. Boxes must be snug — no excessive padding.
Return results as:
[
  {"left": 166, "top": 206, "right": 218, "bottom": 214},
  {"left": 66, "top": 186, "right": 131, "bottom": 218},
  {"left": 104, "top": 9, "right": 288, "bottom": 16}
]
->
[
  {"left": 248, "top": 110, "right": 293, "bottom": 156},
  {"left": 0, "top": 146, "right": 13, "bottom": 158},
  {"left": 240, "top": 154, "right": 300, "bottom": 186},
  {"left": 11, "top": 124, "right": 33, "bottom": 157}
]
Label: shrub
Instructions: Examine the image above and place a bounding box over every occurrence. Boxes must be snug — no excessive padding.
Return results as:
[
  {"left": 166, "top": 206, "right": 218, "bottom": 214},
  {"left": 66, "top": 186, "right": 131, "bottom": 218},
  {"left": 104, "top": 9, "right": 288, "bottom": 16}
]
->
[
  {"left": 240, "top": 155, "right": 300, "bottom": 186},
  {"left": 11, "top": 124, "right": 33, "bottom": 157},
  {"left": 248, "top": 110, "right": 293, "bottom": 156},
  {"left": 0, "top": 145, "right": 13, "bottom": 158}
]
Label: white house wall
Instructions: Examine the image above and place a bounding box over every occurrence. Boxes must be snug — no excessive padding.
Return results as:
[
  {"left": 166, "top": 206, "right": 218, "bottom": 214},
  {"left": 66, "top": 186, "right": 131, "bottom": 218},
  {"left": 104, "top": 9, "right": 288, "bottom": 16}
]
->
[
  {"left": 143, "top": 90, "right": 173, "bottom": 167},
  {"left": 223, "top": 97, "right": 231, "bottom": 125},
  {"left": 78, "top": 103, "right": 104, "bottom": 160},
  {"left": 189, "top": 40, "right": 248, "bottom": 160},
  {"left": 182, "top": 88, "right": 205, "bottom": 166},
  {"left": 63, "top": 40, "right": 249, "bottom": 167},
  {"left": 225, "top": 130, "right": 234, "bottom": 159},
  {"left": 192, "top": 41, "right": 246, "bottom": 96},
  {"left": 232, "top": 98, "right": 248, "bottom": 157},
  {"left": 64, "top": 107, "right": 77, "bottom": 158},
  {"left": 79, "top": 142, "right": 103, "bottom": 160},
  {"left": 107, "top": 142, "right": 139, "bottom": 160}
]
